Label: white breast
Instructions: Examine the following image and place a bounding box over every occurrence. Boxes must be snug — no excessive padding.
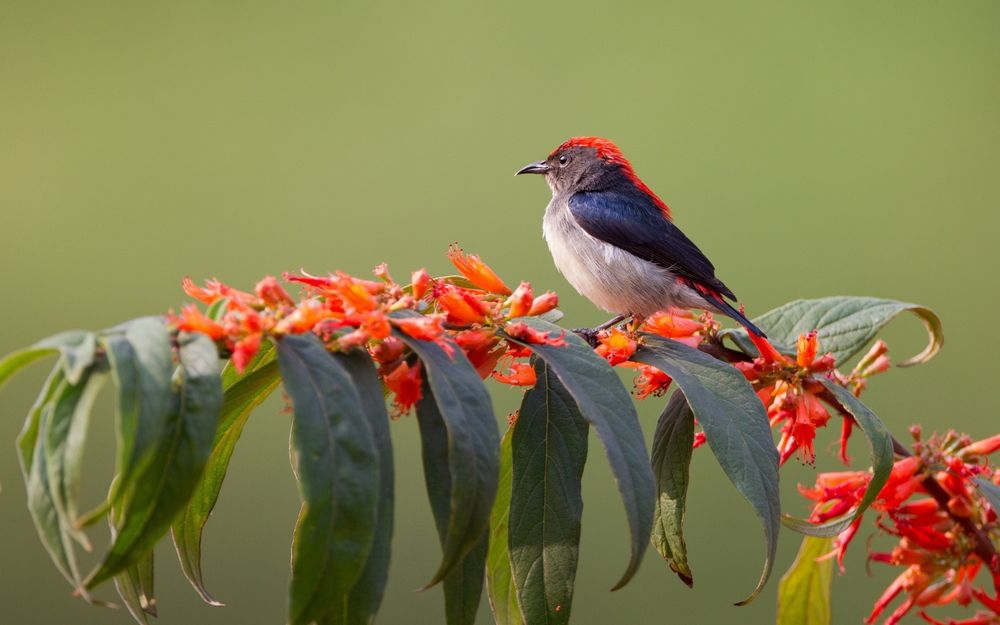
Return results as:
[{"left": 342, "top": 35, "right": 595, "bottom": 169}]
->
[{"left": 542, "top": 196, "right": 692, "bottom": 316}]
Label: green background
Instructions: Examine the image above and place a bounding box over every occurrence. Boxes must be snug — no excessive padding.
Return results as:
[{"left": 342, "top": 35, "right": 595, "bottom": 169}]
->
[{"left": 1, "top": 2, "right": 998, "bottom": 624}]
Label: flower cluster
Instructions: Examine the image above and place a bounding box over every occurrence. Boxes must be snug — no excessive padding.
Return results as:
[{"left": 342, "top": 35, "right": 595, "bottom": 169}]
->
[
  {"left": 729, "top": 331, "right": 892, "bottom": 465},
  {"left": 170, "top": 246, "right": 562, "bottom": 414},
  {"left": 799, "top": 429, "right": 1000, "bottom": 625},
  {"left": 590, "top": 309, "right": 719, "bottom": 399}
]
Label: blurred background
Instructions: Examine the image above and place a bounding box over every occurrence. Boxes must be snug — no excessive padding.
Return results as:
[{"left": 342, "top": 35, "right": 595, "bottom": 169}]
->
[{"left": 1, "top": 1, "right": 998, "bottom": 624}]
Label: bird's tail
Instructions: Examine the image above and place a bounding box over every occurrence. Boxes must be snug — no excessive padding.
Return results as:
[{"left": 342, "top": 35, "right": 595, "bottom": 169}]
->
[{"left": 694, "top": 288, "right": 767, "bottom": 338}]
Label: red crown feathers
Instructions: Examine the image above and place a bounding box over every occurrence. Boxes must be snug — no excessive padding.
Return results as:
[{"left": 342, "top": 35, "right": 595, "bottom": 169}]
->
[{"left": 550, "top": 136, "right": 671, "bottom": 220}]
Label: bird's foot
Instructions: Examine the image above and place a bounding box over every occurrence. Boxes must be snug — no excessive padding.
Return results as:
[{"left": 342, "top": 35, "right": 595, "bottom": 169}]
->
[{"left": 572, "top": 327, "right": 601, "bottom": 348}]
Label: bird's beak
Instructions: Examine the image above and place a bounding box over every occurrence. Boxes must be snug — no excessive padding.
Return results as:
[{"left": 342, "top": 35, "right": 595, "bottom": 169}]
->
[{"left": 515, "top": 160, "right": 551, "bottom": 176}]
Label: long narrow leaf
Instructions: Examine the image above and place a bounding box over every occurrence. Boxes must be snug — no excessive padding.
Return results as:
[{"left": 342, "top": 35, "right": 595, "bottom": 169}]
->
[
  {"left": 776, "top": 536, "right": 833, "bottom": 625},
  {"left": 19, "top": 370, "right": 96, "bottom": 599},
  {"left": 415, "top": 385, "right": 489, "bottom": 625},
  {"left": 782, "top": 379, "right": 893, "bottom": 537},
  {"left": 632, "top": 334, "right": 778, "bottom": 605},
  {"left": 393, "top": 316, "right": 499, "bottom": 588},
  {"left": 114, "top": 552, "right": 156, "bottom": 625},
  {"left": 486, "top": 426, "right": 524, "bottom": 625},
  {"left": 43, "top": 369, "right": 106, "bottom": 549},
  {"left": 509, "top": 359, "right": 588, "bottom": 625},
  {"left": 650, "top": 392, "right": 695, "bottom": 587},
  {"left": 278, "top": 334, "right": 379, "bottom": 625},
  {"left": 172, "top": 354, "right": 280, "bottom": 605},
  {"left": 336, "top": 350, "right": 395, "bottom": 625},
  {"left": 87, "top": 329, "right": 222, "bottom": 588},
  {"left": 502, "top": 317, "right": 654, "bottom": 591}
]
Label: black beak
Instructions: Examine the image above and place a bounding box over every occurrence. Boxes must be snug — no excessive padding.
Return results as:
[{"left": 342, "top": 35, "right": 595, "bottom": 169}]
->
[{"left": 515, "top": 160, "right": 551, "bottom": 176}]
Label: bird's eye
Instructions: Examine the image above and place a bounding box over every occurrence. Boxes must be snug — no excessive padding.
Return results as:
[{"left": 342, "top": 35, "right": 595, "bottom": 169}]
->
[{"left": 558, "top": 155, "right": 570, "bottom": 166}]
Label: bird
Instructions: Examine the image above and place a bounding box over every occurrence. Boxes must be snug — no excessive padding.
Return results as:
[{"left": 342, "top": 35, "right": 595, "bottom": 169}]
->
[{"left": 516, "top": 136, "right": 765, "bottom": 342}]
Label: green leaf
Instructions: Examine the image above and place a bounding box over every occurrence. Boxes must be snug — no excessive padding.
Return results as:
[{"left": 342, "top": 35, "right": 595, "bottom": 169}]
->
[
  {"left": 486, "top": 425, "right": 524, "bottom": 625},
  {"left": 415, "top": 385, "right": 489, "bottom": 625},
  {"left": 393, "top": 315, "right": 499, "bottom": 588},
  {"left": 278, "top": 334, "right": 379, "bottom": 625},
  {"left": 43, "top": 368, "right": 106, "bottom": 549},
  {"left": 19, "top": 369, "right": 97, "bottom": 599},
  {"left": 172, "top": 349, "right": 280, "bottom": 606},
  {"left": 502, "top": 317, "right": 654, "bottom": 591},
  {"left": 336, "top": 350, "right": 395, "bottom": 625},
  {"left": 776, "top": 536, "right": 833, "bottom": 625},
  {"left": 782, "top": 379, "right": 893, "bottom": 538},
  {"left": 650, "top": 392, "right": 695, "bottom": 587},
  {"left": 86, "top": 327, "right": 223, "bottom": 589},
  {"left": 509, "top": 359, "right": 588, "bottom": 625},
  {"left": 974, "top": 478, "right": 1000, "bottom": 515},
  {"left": 632, "top": 334, "right": 778, "bottom": 605},
  {"left": 101, "top": 318, "right": 177, "bottom": 509},
  {"left": 0, "top": 330, "right": 97, "bottom": 391},
  {"left": 725, "top": 297, "right": 943, "bottom": 367},
  {"left": 114, "top": 552, "right": 156, "bottom": 625}
]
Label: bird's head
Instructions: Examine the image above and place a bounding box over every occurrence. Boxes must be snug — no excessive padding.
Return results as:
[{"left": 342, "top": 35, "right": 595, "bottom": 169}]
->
[{"left": 516, "top": 136, "right": 670, "bottom": 218}]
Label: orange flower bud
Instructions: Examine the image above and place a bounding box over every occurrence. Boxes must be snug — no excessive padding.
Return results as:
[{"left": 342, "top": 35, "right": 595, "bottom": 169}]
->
[
  {"left": 411, "top": 269, "right": 431, "bottom": 300},
  {"left": 506, "top": 282, "right": 534, "bottom": 318},
  {"left": 960, "top": 433, "right": 1000, "bottom": 458},
  {"left": 391, "top": 314, "right": 446, "bottom": 341},
  {"left": 373, "top": 262, "right": 393, "bottom": 283},
  {"left": 255, "top": 276, "right": 294, "bottom": 307},
  {"left": 447, "top": 244, "right": 511, "bottom": 295},
  {"left": 856, "top": 339, "right": 889, "bottom": 373},
  {"left": 434, "top": 284, "right": 490, "bottom": 324},
  {"left": 527, "top": 291, "right": 559, "bottom": 316},
  {"left": 862, "top": 355, "right": 892, "bottom": 377},
  {"left": 643, "top": 311, "right": 703, "bottom": 338}
]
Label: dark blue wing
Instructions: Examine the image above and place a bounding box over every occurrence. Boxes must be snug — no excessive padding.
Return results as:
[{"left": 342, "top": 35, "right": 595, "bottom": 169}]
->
[{"left": 568, "top": 190, "right": 736, "bottom": 300}]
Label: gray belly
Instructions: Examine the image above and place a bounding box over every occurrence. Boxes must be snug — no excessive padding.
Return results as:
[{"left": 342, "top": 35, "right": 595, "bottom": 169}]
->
[{"left": 542, "top": 198, "right": 702, "bottom": 316}]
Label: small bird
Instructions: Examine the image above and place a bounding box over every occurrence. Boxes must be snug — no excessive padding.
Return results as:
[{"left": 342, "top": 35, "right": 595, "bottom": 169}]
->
[{"left": 516, "top": 136, "right": 765, "bottom": 341}]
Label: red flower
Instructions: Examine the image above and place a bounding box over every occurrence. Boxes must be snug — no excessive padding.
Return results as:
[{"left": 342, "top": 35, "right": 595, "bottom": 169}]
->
[
  {"left": 455, "top": 329, "right": 503, "bottom": 379},
  {"left": 493, "top": 360, "right": 536, "bottom": 386},
  {"left": 595, "top": 327, "right": 637, "bottom": 366},
  {"left": 171, "top": 304, "right": 225, "bottom": 340},
  {"left": 232, "top": 333, "right": 262, "bottom": 374},
  {"left": 182, "top": 277, "right": 257, "bottom": 307},
  {"left": 384, "top": 361, "right": 423, "bottom": 415},
  {"left": 633, "top": 365, "right": 672, "bottom": 399},
  {"left": 447, "top": 245, "right": 511, "bottom": 295}
]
